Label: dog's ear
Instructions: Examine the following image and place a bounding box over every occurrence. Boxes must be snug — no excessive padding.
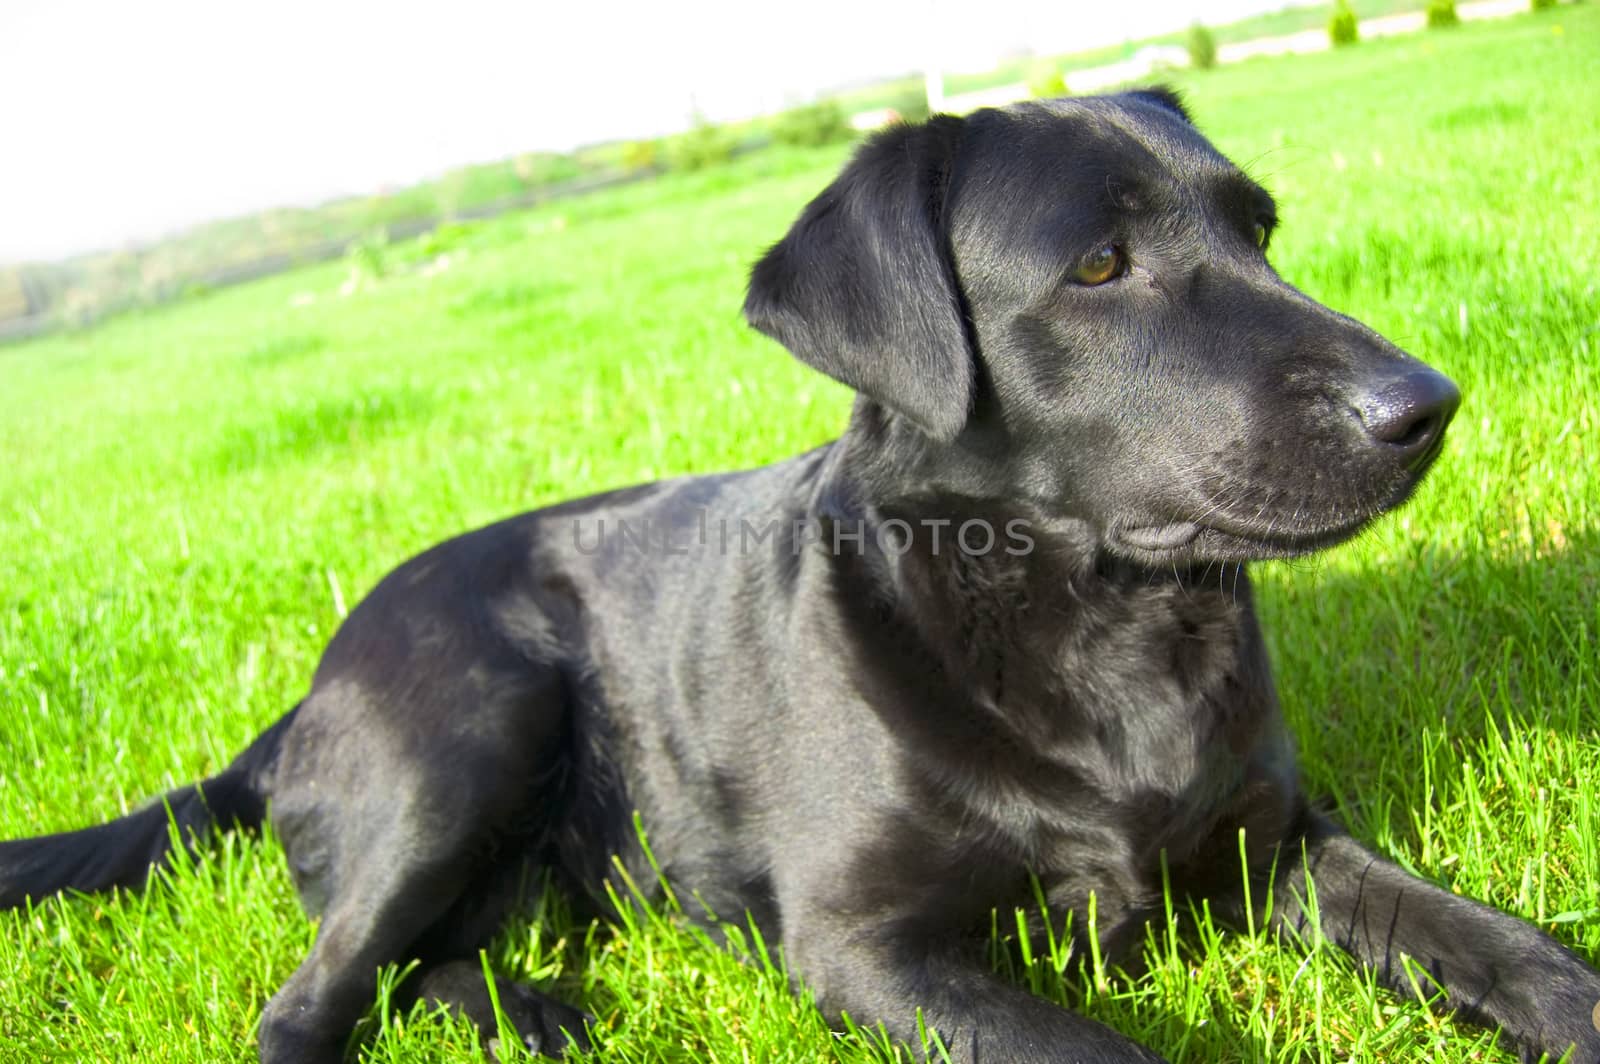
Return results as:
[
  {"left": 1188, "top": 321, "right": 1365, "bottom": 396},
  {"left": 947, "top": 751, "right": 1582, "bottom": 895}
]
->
[
  {"left": 1129, "top": 85, "right": 1191, "bottom": 123},
  {"left": 743, "top": 116, "right": 972, "bottom": 442}
]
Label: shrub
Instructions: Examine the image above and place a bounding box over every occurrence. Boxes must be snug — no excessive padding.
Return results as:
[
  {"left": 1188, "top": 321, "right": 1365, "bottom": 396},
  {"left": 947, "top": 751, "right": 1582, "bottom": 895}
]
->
[
  {"left": 885, "top": 83, "right": 931, "bottom": 123},
  {"left": 667, "top": 118, "right": 735, "bottom": 172},
  {"left": 1329, "top": 1, "right": 1360, "bottom": 45},
  {"left": 345, "top": 228, "right": 389, "bottom": 282},
  {"left": 436, "top": 168, "right": 468, "bottom": 219},
  {"left": 621, "top": 139, "right": 662, "bottom": 173},
  {"left": 1026, "top": 62, "right": 1068, "bottom": 99},
  {"left": 411, "top": 221, "right": 475, "bottom": 262},
  {"left": 1187, "top": 23, "right": 1218, "bottom": 70},
  {"left": 512, "top": 152, "right": 583, "bottom": 187},
  {"left": 771, "top": 100, "right": 853, "bottom": 147},
  {"left": 1530, "top": 0, "right": 1556, "bottom": 9},
  {"left": 1427, "top": 0, "right": 1460, "bottom": 26}
]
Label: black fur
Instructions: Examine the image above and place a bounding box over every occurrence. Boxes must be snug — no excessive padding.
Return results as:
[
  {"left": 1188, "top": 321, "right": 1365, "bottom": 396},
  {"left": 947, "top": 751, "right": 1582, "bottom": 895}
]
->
[
  {"left": 745, "top": 114, "right": 973, "bottom": 439},
  {"left": 4, "top": 92, "right": 1596, "bottom": 1064}
]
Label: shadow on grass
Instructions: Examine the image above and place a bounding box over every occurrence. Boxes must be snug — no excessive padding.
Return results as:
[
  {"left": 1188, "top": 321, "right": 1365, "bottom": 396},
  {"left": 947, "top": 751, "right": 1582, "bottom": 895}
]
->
[{"left": 1260, "top": 525, "right": 1598, "bottom": 818}]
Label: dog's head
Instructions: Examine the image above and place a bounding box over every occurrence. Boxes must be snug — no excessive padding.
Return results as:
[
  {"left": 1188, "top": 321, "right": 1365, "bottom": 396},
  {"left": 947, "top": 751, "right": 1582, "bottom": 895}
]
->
[{"left": 744, "top": 90, "right": 1459, "bottom": 564}]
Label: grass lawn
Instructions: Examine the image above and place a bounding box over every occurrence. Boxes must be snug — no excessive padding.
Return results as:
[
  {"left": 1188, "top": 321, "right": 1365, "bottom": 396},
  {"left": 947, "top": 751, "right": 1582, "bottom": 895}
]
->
[
  {"left": 3, "top": 8, "right": 1598, "bottom": 1062},
  {"left": 938, "top": 0, "right": 1432, "bottom": 97},
  {"left": 845, "top": 0, "right": 1434, "bottom": 111}
]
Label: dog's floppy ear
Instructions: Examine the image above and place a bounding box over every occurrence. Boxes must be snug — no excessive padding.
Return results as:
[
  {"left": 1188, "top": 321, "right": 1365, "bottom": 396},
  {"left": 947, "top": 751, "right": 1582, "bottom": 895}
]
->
[
  {"left": 1128, "top": 85, "right": 1191, "bottom": 123},
  {"left": 744, "top": 116, "right": 972, "bottom": 442}
]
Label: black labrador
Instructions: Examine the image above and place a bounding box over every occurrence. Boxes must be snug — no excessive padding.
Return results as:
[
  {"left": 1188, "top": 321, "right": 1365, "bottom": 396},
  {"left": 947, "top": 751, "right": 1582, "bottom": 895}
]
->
[{"left": 4, "top": 90, "right": 1597, "bottom": 1064}]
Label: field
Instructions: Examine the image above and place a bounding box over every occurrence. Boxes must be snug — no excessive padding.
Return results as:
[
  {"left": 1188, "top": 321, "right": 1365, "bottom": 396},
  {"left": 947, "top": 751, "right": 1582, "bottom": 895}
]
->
[
  {"left": 838, "top": 0, "right": 1432, "bottom": 113},
  {"left": 2, "top": 7, "right": 1598, "bottom": 1062}
]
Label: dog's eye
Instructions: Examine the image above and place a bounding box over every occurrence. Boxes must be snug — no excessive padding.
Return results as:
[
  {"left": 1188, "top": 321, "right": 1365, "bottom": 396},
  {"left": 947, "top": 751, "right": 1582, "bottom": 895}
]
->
[
  {"left": 1253, "top": 222, "right": 1270, "bottom": 250},
  {"left": 1074, "top": 245, "right": 1124, "bottom": 286}
]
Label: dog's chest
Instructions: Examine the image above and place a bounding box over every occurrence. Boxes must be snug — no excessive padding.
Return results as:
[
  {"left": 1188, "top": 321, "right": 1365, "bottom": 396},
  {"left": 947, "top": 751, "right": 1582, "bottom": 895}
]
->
[{"left": 961, "top": 574, "right": 1288, "bottom": 870}]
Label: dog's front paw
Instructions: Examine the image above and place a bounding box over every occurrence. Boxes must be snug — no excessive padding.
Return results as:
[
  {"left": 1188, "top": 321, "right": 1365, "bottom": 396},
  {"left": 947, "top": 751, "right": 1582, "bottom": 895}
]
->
[
  {"left": 1509, "top": 963, "right": 1600, "bottom": 1064},
  {"left": 493, "top": 984, "right": 594, "bottom": 1059}
]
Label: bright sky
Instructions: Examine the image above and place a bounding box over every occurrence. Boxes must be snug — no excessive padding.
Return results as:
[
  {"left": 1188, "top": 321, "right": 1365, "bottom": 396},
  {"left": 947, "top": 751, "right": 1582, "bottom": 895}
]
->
[{"left": 0, "top": 0, "right": 1312, "bottom": 264}]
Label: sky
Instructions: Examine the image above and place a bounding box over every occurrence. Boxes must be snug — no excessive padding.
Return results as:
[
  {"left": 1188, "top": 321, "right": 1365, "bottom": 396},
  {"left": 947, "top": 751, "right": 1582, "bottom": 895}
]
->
[{"left": 0, "top": 0, "right": 1314, "bottom": 265}]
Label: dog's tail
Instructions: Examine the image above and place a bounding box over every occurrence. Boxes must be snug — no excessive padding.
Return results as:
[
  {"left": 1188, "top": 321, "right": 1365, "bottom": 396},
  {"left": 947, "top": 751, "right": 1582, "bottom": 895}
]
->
[{"left": 0, "top": 704, "right": 299, "bottom": 909}]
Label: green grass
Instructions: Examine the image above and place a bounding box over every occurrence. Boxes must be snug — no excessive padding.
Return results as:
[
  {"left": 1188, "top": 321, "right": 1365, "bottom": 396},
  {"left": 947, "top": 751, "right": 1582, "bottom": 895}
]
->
[
  {"left": 863, "top": 0, "right": 1433, "bottom": 105},
  {"left": 2, "top": 8, "right": 1598, "bottom": 1062}
]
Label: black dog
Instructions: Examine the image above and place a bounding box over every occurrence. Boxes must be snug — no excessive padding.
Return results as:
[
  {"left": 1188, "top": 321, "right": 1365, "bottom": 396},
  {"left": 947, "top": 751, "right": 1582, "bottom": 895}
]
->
[{"left": 4, "top": 90, "right": 1597, "bottom": 1064}]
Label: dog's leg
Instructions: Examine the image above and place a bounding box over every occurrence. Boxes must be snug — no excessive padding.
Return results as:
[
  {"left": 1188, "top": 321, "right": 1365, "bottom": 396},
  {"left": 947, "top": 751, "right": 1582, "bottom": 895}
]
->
[
  {"left": 787, "top": 929, "right": 1169, "bottom": 1063},
  {"left": 258, "top": 837, "right": 588, "bottom": 1063},
  {"left": 1260, "top": 816, "right": 1600, "bottom": 1063},
  {"left": 256, "top": 818, "right": 493, "bottom": 1064},
  {"left": 403, "top": 856, "right": 595, "bottom": 1058},
  {"left": 255, "top": 656, "right": 576, "bottom": 1063},
  {"left": 411, "top": 959, "right": 593, "bottom": 1059}
]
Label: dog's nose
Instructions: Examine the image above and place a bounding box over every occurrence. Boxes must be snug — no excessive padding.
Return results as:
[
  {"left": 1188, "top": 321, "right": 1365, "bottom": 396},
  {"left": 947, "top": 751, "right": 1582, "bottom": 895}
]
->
[{"left": 1354, "top": 369, "right": 1460, "bottom": 467}]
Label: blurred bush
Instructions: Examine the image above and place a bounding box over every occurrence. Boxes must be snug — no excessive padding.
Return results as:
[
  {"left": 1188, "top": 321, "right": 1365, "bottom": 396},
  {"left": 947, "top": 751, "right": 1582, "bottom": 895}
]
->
[
  {"left": 621, "top": 139, "right": 663, "bottom": 173},
  {"left": 345, "top": 228, "right": 390, "bottom": 282},
  {"left": 398, "top": 221, "right": 475, "bottom": 267},
  {"left": 667, "top": 118, "right": 736, "bottom": 172},
  {"left": 1027, "top": 63, "right": 1068, "bottom": 98},
  {"left": 512, "top": 152, "right": 583, "bottom": 187},
  {"left": 1187, "top": 23, "right": 1219, "bottom": 70},
  {"left": 1530, "top": 0, "right": 1556, "bottom": 9},
  {"left": 885, "top": 84, "right": 931, "bottom": 122},
  {"left": 1427, "top": 0, "right": 1461, "bottom": 27},
  {"left": 1329, "top": 1, "right": 1360, "bottom": 45},
  {"left": 770, "top": 100, "right": 853, "bottom": 147}
]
